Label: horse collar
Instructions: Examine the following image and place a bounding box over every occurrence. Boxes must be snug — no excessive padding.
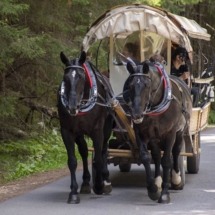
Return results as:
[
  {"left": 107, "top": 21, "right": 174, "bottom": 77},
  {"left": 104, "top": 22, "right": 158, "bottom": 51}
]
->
[{"left": 144, "top": 63, "right": 172, "bottom": 116}]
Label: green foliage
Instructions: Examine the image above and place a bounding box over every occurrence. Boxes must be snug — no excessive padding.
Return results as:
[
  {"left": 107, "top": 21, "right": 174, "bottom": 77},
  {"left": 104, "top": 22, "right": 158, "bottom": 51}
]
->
[
  {"left": 0, "top": 0, "right": 29, "bottom": 19},
  {"left": 0, "top": 132, "right": 93, "bottom": 183},
  {"left": 0, "top": 94, "right": 17, "bottom": 117},
  {"left": 158, "top": 0, "right": 202, "bottom": 13},
  {"left": 208, "top": 109, "right": 215, "bottom": 124}
]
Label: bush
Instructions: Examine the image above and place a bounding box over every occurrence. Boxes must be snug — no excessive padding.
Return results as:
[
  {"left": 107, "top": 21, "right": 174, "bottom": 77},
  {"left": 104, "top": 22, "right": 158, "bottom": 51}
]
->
[
  {"left": 0, "top": 131, "right": 92, "bottom": 184},
  {"left": 209, "top": 109, "right": 215, "bottom": 124}
]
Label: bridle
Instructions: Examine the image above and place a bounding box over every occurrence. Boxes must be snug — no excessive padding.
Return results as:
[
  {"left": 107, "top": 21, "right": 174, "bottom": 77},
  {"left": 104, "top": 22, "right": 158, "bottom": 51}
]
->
[
  {"left": 129, "top": 72, "right": 153, "bottom": 114},
  {"left": 60, "top": 62, "right": 100, "bottom": 116},
  {"left": 129, "top": 64, "right": 172, "bottom": 117},
  {"left": 60, "top": 65, "right": 86, "bottom": 115}
]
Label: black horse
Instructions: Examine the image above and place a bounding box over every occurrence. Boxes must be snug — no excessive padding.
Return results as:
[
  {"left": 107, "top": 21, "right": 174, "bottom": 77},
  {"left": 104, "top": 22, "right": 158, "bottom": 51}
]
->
[
  {"left": 125, "top": 61, "right": 192, "bottom": 203},
  {"left": 57, "top": 51, "right": 114, "bottom": 203}
]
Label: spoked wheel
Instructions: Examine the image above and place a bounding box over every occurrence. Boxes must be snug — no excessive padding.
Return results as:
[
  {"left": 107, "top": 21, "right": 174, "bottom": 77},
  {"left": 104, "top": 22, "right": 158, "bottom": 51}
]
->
[
  {"left": 187, "top": 132, "right": 200, "bottom": 174},
  {"left": 119, "top": 161, "right": 131, "bottom": 172}
]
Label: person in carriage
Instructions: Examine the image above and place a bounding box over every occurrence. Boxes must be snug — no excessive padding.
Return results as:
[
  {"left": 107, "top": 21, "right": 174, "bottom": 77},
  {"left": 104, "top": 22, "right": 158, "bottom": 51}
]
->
[{"left": 171, "top": 46, "right": 200, "bottom": 107}]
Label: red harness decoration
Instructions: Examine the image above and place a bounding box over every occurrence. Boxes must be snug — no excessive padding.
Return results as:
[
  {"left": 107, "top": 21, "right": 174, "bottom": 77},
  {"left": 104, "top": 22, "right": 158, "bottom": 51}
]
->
[
  {"left": 77, "top": 63, "right": 93, "bottom": 116},
  {"left": 83, "top": 63, "right": 93, "bottom": 87},
  {"left": 146, "top": 65, "right": 171, "bottom": 116}
]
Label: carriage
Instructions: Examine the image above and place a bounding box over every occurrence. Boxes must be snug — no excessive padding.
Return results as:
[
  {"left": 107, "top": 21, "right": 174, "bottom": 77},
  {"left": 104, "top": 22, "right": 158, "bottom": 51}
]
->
[
  {"left": 83, "top": 4, "right": 214, "bottom": 183},
  {"left": 58, "top": 3, "right": 215, "bottom": 204}
]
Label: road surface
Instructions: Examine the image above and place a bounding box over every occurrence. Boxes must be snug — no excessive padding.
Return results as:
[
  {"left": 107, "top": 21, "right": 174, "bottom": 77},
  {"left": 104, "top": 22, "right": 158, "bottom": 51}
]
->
[{"left": 0, "top": 128, "right": 215, "bottom": 215}]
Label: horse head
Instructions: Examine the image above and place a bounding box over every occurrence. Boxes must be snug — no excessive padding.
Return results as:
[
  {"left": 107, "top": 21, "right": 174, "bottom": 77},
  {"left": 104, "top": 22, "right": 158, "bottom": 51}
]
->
[
  {"left": 60, "top": 51, "right": 87, "bottom": 116},
  {"left": 126, "top": 61, "right": 152, "bottom": 123}
]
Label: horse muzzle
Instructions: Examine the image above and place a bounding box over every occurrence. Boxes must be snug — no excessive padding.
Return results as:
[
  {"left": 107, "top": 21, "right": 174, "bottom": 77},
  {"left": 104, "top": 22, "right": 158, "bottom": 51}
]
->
[
  {"left": 67, "top": 108, "right": 79, "bottom": 116},
  {"left": 132, "top": 118, "right": 143, "bottom": 124},
  {"left": 131, "top": 108, "right": 144, "bottom": 124}
]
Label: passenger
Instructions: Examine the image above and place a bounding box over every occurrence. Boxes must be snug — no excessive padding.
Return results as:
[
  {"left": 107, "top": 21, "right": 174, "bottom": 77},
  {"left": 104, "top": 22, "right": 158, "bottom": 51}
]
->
[
  {"left": 120, "top": 42, "right": 140, "bottom": 65},
  {"left": 171, "top": 47, "right": 199, "bottom": 107},
  {"left": 171, "top": 47, "right": 191, "bottom": 86}
]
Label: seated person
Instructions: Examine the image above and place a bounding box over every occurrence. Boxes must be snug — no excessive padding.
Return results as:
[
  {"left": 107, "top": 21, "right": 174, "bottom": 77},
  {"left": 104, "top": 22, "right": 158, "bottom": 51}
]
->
[
  {"left": 171, "top": 47, "right": 190, "bottom": 85},
  {"left": 171, "top": 47, "right": 199, "bottom": 107},
  {"left": 120, "top": 42, "right": 140, "bottom": 65}
]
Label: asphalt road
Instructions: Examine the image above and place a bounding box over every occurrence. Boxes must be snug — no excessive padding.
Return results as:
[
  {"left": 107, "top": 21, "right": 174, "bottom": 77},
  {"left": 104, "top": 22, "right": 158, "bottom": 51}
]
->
[{"left": 0, "top": 128, "right": 215, "bottom": 215}]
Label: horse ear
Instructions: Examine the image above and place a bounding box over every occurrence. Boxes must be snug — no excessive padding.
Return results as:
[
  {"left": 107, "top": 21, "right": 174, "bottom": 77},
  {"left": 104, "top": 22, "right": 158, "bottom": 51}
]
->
[
  {"left": 60, "top": 52, "right": 69, "bottom": 65},
  {"left": 78, "top": 51, "right": 86, "bottom": 65},
  {"left": 142, "top": 63, "right": 149, "bottom": 74},
  {"left": 126, "top": 62, "right": 135, "bottom": 74}
]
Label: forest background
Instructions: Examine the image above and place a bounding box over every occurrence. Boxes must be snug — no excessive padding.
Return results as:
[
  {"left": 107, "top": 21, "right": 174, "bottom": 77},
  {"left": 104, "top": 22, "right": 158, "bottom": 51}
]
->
[{"left": 0, "top": 0, "right": 215, "bottom": 183}]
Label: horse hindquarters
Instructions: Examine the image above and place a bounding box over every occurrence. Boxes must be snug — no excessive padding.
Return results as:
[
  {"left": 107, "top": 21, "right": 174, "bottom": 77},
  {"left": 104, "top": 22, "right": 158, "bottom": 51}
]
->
[{"left": 60, "top": 128, "right": 80, "bottom": 204}]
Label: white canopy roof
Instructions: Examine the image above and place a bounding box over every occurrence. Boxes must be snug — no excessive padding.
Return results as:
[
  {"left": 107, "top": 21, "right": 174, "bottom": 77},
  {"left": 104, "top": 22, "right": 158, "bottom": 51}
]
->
[{"left": 82, "top": 4, "right": 211, "bottom": 54}]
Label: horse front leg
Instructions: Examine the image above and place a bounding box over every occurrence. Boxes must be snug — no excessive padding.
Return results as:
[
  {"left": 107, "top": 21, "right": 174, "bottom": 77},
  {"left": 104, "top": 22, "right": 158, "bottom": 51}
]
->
[
  {"left": 135, "top": 132, "right": 160, "bottom": 201},
  {"left": 159, "top": 131, "right": 176, "bottom": 204},
  {"left": 61, "top": 128, "right": 79, "bottom": 204},
  {"left": 171, "top": 130, "right": 184, "bottom": 190},
  {"left": 148, "top": 140, "right": 162, "bottom": 193},
  {"left": 75, "top": 135, "right": 91, "bottom": 194},
  {"left": 92, "top": 132, "right": 104, "bottom": 195}
]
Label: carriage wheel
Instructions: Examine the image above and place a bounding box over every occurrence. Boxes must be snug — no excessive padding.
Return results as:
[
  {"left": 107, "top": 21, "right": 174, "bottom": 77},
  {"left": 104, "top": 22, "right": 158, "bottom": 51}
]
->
[
  {"left": 187, "top": 132, "right": 200, "bottom": 174},
  {"left": 119, "top": 161, "right": 131, "bottom": 172},
  {"left": 91, "top": 151, "right": 95, "bottom": 183}
]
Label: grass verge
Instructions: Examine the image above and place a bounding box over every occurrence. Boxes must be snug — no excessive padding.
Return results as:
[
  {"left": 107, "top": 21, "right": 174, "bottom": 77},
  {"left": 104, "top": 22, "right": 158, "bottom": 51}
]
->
[{"left": 0, "top": 131, "right": 92, "bottom": 184}]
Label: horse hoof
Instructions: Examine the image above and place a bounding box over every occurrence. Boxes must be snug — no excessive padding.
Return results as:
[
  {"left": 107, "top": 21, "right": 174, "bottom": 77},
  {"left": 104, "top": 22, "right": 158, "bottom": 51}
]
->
[
  {"left": 148, "top": 190, "right": 160, "bottom": 201},
  {"left": 103, "top": 181, "right": 112, "bottom": 194},
  {"left": 80, "top": 184, "right": 91, "bottom": 194},
  {"left": 158, "top": 193, "right": 170, "bottom": 204},
  {"left": 93, "top": 185, "right": 104, "bottom": 195},
  {"left": 171, "top": 181, "right": 183, "bottom": 190},
  {"left": 68, "top": 193, "right": 80, "bottom": 204}
]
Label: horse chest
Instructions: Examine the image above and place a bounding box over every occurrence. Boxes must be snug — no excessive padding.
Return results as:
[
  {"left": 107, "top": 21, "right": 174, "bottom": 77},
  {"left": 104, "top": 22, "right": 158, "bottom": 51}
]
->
[{"left": 136, "top": 116, "right": 172, "bottom": 139}]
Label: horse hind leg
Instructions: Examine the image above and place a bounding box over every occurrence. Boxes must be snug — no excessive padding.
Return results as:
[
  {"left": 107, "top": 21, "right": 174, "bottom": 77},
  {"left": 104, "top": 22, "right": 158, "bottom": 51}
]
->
[
  {"left": 61, "top": 128, "right": 80, "bottom": 204},
  {"left": 171, "top": 131, "right": 184, "bottom": 190},
  {"left": 101, "top": 142, "right": 112, "bottom": 194},
  {"left": 92, "top": 131, "right": 106, "bottom": 195},
  {"left": 75, "top": 135, "right": 91, "bottom": 194},
  {"left": 102, "top": 114, "right": 114, "bottom": 194}
]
